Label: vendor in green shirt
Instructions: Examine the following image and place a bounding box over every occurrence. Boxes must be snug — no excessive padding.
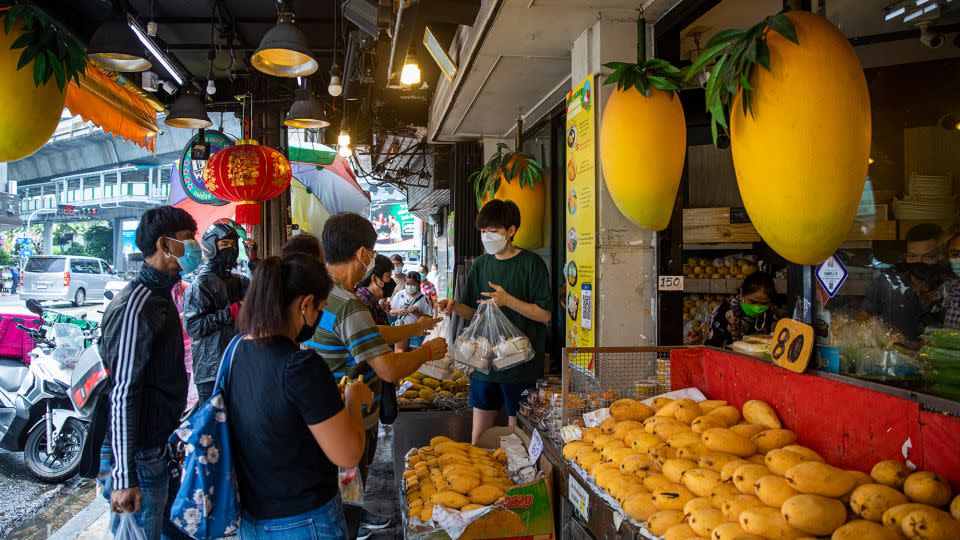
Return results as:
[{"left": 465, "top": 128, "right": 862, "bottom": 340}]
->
[{"left": 440, "top": 200, "right": 552, "bottom": 443}]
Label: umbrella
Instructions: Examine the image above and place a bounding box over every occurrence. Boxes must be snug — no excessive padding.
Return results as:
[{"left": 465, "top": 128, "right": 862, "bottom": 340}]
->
[
  {"left": 289, "top": 147, "right": 370, "bottom": 234},
  {"left": 167, "top": 166, "right": 236, "bottom": 238}
]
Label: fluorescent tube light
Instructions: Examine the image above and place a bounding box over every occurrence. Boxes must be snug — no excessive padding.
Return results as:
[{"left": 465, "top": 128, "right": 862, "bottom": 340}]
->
[
  {"left": 884, "top": 6, "right": 907, "bottom": 20},
  {"left": 128, "top": 17, "right": 183, "bottom": 85}
]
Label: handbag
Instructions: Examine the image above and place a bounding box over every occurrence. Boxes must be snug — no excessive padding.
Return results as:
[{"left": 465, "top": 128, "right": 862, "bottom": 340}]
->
[{"left": 169, "top": 334, "right": 244, "bottom": 539}]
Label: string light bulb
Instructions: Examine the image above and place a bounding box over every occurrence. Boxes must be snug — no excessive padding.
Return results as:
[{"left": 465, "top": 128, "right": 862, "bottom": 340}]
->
[
  {"left": 338, "top": 145, "right": 352, "bottom": 158},
  {"left": 338, "top": 129, "right": 351, "bottom": 147},
  {"left": 400, "top": 49, "right": 421, "bottom": 86}
]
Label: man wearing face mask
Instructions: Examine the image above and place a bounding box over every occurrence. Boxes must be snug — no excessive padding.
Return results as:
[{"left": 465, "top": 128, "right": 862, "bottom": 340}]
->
[
  {"left": 183, "top": 219, "right": 251, "bottom": 404},
  {"left": 939, "top": 226, "right": 960, "bottom": 329},
  {"left": 307, "top": 213, "right": 447, "bottom": 539},
  {"left": 439, "top": 200, "right": 552, "bottom": 444},
  {"left": 861, "top": 223, "right": 957, "bottom": 340},
  {"left": 355, "top": 254, "right": 396, "bottom": 325},
  {"left": 98, "top": 206, "right": 198, "bottom": 539}
]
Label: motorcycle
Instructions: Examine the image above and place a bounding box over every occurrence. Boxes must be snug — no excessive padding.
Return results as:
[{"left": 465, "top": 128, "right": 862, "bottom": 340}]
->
[{"left": 0, "top": 299, "right": 102, "bottom": 482}]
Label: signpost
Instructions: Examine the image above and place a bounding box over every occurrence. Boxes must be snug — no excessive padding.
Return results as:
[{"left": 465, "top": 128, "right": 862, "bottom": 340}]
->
[{"left": 816, "top": 255, "right": 848, "bottom": 298}]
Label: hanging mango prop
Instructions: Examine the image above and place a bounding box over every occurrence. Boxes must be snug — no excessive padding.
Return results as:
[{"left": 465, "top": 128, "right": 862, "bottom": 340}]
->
[
  {"left": 600, "top": 86, "right": 686, "bottom": 231},
  {"left": 0, "top": 7, "right": 87, "bottom": 162},
  {"left": 689, "top": 11, "right": 870, "bottom": 264},
  {"left": 0, "top": 24, "right": 66, "bottom": 161},
  {"left": 471, "top": 139, "right": 545, "bottom": 250}
]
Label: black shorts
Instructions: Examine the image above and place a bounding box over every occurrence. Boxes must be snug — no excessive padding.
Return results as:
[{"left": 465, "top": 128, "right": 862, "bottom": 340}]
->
[{"left": 468, "top": 379, "right": 534, "bottom": 417}]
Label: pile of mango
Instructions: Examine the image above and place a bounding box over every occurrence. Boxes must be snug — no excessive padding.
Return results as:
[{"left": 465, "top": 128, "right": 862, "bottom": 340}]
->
[
  {"left": 403, "top": 436, "right": 514, "bottom": 523},
  {"left": 398, "top": 370, "right": 470, "bottom": 406},
  {"left": 562, "top": 397, "right": 960, "bottom": 540}
]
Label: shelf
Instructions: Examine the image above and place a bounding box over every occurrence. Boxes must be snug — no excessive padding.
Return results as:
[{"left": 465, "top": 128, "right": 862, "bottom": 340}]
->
[
  {"left": 681, "top": 278, "right": 872, "bottom": 296},
  {"left": 682, "top": 207, "right": 899, "bottom": 244}
]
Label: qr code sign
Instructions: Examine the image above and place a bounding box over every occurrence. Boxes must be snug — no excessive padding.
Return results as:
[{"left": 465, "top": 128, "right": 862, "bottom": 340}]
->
[{"left": 581, "top": 285, "right": 592, "bottom": 330}]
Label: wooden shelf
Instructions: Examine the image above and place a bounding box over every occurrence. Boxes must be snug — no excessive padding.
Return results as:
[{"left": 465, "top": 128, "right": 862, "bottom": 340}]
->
[
  {"left": 682, "top": 208, "right": 899, "bottom": 244},
  {"left": 682, "top": 278, "right": 872, "bottom": 296}
]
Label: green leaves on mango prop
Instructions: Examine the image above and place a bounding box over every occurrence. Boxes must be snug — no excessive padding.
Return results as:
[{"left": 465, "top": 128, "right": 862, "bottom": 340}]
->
[
  {"left": 468, "top": 142, "right": 543, "bottom": 208},
  {"left": 0, "top": 1, "right": 87, "bottom": 91}
]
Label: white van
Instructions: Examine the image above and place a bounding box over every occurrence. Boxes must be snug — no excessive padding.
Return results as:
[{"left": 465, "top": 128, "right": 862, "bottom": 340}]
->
[{"left": 20, "top": 256, "right": 116, "bottom": 306}]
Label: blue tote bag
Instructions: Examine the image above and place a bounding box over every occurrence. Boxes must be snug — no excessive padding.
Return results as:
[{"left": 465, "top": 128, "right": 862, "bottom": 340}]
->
[{"left": 170, "top": 334, "right": 244, "bottom": 539}]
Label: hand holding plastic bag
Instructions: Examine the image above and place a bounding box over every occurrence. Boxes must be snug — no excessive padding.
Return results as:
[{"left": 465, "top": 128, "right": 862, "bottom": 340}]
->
[
  {"left": 453, "top": 302, "right": 533, "bottom": 373},
  {"left": 114, "top": 512, "right": 147, "bottom": 540},
  {"left": 339, "top": 466, "right": 364, "bottom": 505}
]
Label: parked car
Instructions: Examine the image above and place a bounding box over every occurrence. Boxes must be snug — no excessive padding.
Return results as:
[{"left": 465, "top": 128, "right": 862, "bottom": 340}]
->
[{"left": 20, "top": 256, "right": 117, "bottom": 306}]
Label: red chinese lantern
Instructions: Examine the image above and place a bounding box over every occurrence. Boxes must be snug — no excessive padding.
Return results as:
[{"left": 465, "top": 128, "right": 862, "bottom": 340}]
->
[{"left": 203, "top": 139, "right": 292, "bottom": 226}]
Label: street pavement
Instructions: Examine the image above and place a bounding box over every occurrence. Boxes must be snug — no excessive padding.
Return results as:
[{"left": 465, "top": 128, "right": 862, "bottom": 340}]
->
[{"left": 0, "top": 294, "right": 103, "bottom": 538}]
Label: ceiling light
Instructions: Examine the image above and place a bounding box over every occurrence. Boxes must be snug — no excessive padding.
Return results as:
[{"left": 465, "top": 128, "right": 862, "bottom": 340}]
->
[
  {"left": 338, "top": 145, "right": 352, "bottom": 158},
  {"left": 284, "top": 87, "right": 330, "bottom": 129},
  {"left": 868, "top": 157, "right": 875, "bottom": 165},
  {"left": 884, "top": 7, "right": 907, "bottom": 20},
  {"left": 128, "top": 17, "right": 184, "bottom": 85},
  {"left": 88, "top": 16, "right": 152, "bottom": 72},
  {"left": 903, "top": 9, "right": 925, "bottom": 22},
  {"left": 328, "top": 64, "right": 343, "bottom": 97},
  {"left": 251, "top": 9, "right": 318, "bottom": 77},
  {"left": 206, "top": 79, "right": 216, "bottom": 95},
  {"left": 338, "top": 128, "right": 351, "bottom": 147},
  {"left": 400, "top": 49, "right": 421, "bottom": 86},
  {"left": 165, "top": 88, "right": 212, "bottom": 129}
]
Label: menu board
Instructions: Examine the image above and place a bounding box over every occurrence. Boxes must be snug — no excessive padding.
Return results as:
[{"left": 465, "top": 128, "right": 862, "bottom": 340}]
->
[{"left": 565, "top": 75, "right": 596, "bottom": 347}]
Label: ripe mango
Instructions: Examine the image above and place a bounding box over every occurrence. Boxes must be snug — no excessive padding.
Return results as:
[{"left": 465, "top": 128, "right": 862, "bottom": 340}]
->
[
  {"left": 709, "top": 481, "right": 742, "bottom": 509},
  {"left": 648, "top": 444, "right": 679, "bottom": 466},
  {"left": 702, "top": 428, "right": 758, "bottom": 457},
  {"left": 650, "top": 397, "right": 673, "bottom": 411},
  {"left": 871, "top": 460, "right": 911, "bottom": 490},
  {"left": 733, "top": 464, "right": 773, "bottom": 495},
  {"left": 901, "top": 507, "right": 960, "bottom": 540},
  {"left": 601, "top": 416, "right": 618, "bottom": 434},
  {"left": 720, "top": 459, "right": 750, "bottom": 482},
  {"left": 655, "top": 399, "right": 684, "bottom": 418},
  {"left": 592, "top": 434, "right": 616, "bottom": 450},
  {"left": 610, "top": 398, "right": 655, "bottom": 422},
  {"left": 613, "top": 420, "right": 643, "bottom": 440},
  {"left": 781, "top": 494, "right": 847, "bottom": 536},
  {"left": 903, "top": 471, "right": 953, "bottom": 507},
  {"left": 675, "top": 401, "right": 704, "bottom": 425},
  {"left": 623, "top": 492, "right": 658, "bottom": 522},
  {"left": 468, "top": 485, "right": 505, "bottom": 505},
  {"left": 692, "top": 415, "right": 728, "bottom": 434},
  {"left": 418, "top": 388, "right": 436, "bottom": 401},
  {"left": 682, "top": 468, "right": 722, "bottom": 497},
  {"left": 631, "top": 432, "right": 663, "bottom": 453},
  {"left": 698, "top": 399, "right": 728, "bottom": 412},
  {"left": 730, "top": 424, "right": 767, "bottom": 439},
  {"left": 721, "top": 493, "right": 765, "bottom": 522},
  {"left": 739, "top": 506, "right": 801, "bottom": 540},
  {"left": 781, "top": 445, "right": 823, "bottom": 462},
  {"left": 711, "top": 522, "right": 749, "bottom": 540},
  {"left": 654, "top": 422, "right": 693, "bottom": 442},
  {"left": 653, "top": 485, "right": 697, "bottom": 511},
  {"left": 706, "top": 405, "right": 741, "bottom": 427},
  {"left": 883, "top": 503, "right": 932, "bottom": 531},
  {"left": 684, "top": 496, "right": 713, "bottom": 517},
  {"left": 754, "top": 475, "right": 799, "bottom": 507},
  {"left": 562, "top": 441, "right": 591, "bottom": 460},
  {"left": 421, "top": 377, "right": 441, "bottom": 389},
  {"left": 831, "top": 520, "right": 901, "bottom": 540},
  {"left": 662, "top": 523, "right": 697, "bottom": 540},
  {"left": 642, "top": 473, "right": 675, "bottom": 493},
  {"left": 850, "top": 483, "right": 909, "bottom": 522},
  {"left": 431, "top": 490, "right": 470, "bottom": 509},
  {"left": 742, "top": 400, "right": 782, "bottom": 429},
  {"left": 785, "top": 462, "right": 856, "bottom": 498},
  {"left": 667, "top": 431, "right": 703, "bottom": 450},
  {"left": 699, "top": 452, "right": 742, "bottom": 473},
  {"left": 751, "top": 429, "right": 797, "bottom": 454},
  {"left": 952, "top": 495, "right": 960, "bottom": 520},
  {"left": 621, "top": 453, "right": 655, "bottom": 476},
  {"left": 645, "top": 510, "right": 685, "bottom": 536},
  {"left": 765, "top": 448, "right": 812, "bottom": 476},
  {"left": 688, "top": 507, "right": 726, "bottom": 538},
  {"left": 663, "top": 458, "right": 698, "bottom": 483},
  {"left": 676, "top": 442, "right": 709, "bottom": 462}
]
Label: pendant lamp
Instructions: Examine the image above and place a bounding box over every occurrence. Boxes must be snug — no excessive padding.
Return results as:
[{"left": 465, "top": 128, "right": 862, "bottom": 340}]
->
[
  {"left": 88, "top": 15, "right": 151, "bottom": 72},
  {"left": 251, "top": 9, "right": 318, "bottom": 78},
  {"left": 284, "top": 87, "right": 330, "bottom": 129},
  {"left": 165, "top": 88, "right": 212, "bottom": 129}
]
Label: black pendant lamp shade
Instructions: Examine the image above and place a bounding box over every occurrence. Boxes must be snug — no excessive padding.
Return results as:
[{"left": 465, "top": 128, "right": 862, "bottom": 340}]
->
[
  {"left": 165, "top": 88, "right": 212, "bottom": 129},
  {"left": 88, "top": 18, "right": 152, "bottom": 72},
  {"left": 251, "top": 10, "right": 318, "bottom": 77},
  {"left": 285, "top": 88, "right": 330, "bottom": 129}
]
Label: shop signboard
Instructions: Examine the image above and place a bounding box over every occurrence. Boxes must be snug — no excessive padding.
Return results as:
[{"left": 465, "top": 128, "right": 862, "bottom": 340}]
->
[
  {"left": 179, "top": 130, "right": 232, "bottom": 206},
  {"left": 565, "top": 74, "right": 597, "bottom": 347},
  {"left": 370, "top": 201, "right": 417, "bottom": 249},
  {"left": 121, "top": 219, "right": 140, "bottom": 256},
  {"left": 816, "top": 255, "right": 848, "bottom": 298}
]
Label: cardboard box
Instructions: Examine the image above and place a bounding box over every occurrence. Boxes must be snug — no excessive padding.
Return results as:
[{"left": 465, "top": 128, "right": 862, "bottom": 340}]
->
[{"left": 403, "top": 426, "right": 556, "bottom": 540}]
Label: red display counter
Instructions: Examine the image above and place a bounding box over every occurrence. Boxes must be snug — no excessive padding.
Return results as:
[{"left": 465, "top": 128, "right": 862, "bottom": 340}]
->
[{"left": 670, "top": 347, "right": 960, "bottom": 485}]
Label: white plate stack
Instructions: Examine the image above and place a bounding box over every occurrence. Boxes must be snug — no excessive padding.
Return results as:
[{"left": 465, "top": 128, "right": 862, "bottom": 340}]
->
[{"left": 892, "top": 173, "right": 956, "bottom": 220}]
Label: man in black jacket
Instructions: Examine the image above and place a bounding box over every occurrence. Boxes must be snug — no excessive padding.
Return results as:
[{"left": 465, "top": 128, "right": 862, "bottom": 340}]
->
[
  {"left": 184, "top": 219, "right": 250, "bottom": 404},
  {"left": 100, "top": 206, "right": 199, "bottom": 539}
]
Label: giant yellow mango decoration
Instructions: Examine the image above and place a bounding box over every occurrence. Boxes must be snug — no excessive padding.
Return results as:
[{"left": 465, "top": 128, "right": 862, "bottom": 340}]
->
[
  {"left": 0, "top": 25, "right": 66, "bottom": 162},
  {"left": 481, "top": 162, "right": 545, "bottom": 250},
  {"left": 599, "top": 87, "right": 686, "bottom": 231},
  {"left": 730, "top": 11, "right": 870, "bottom": 265}
]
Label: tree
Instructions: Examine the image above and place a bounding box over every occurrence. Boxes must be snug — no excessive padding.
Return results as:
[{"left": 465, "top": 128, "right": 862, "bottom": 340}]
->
[
  {"left": 52, "top": 223, "right": 78, "bottom": 249},
  {"left": 83, "top": 225, "right": 113, "bottom": 262}
]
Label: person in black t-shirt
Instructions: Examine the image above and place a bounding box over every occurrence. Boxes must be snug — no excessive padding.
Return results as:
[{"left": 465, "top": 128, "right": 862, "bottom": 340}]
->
[{"left": 228, "top": 254, "right": 372, "bottom": 539}]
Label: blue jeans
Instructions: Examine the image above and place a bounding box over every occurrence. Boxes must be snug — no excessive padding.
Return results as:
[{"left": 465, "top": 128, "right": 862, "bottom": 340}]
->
[
  {"left": 239, "top": 495, "right": 348, "bottom": 540},
  {"left": 102, "top": 446, "right": 171, "bottom": 540}
]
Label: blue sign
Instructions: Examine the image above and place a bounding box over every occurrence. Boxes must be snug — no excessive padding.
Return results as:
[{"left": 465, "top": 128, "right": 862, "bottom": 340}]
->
[{"left": 816, "top": 255, "right": 848, "bottom": 298}]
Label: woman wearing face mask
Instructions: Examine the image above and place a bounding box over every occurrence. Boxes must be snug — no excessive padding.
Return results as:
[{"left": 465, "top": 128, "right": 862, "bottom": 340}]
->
[
  {"left": 941, "top": 226, "right": 960, "bottom": 329},
  {"left": 390, "top": 271, "right": 435, "bottom": 352},
  {"left": 228, "top": 253, "right": 372, "bottom": 539},
  {"left": 418, "top": 264, "right": 439, "bottom": 307},
  {"left": 438, "top": 200, "right": 552, "bottom": 444},
  {"left": 705, "top": 272, "right": 778, "bottom": 348}
]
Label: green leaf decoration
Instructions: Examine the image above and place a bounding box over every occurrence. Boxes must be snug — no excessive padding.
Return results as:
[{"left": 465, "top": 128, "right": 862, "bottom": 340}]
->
[
  {"left": 469, "top": 142, "right": 544, "bottom": 208},
  {"left": 0, "top": 1, "right": 87, "bottom": 92},
  {"left": 602, "top": 57, "right": 684, "bottom": 99},
  {"left": 680, "top": 9, "right": 800, "bottom": 145}
]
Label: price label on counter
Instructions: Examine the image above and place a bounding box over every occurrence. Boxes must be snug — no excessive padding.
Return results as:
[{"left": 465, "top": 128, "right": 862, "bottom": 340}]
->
[
  {"left": 568, "top": 475, "right": 590, "bottom": 520},
  {"left": 658, "top": 276, "right": 684, "bottom": 291},
  {"left": 396, "top": 380, "right": 413, "bottom": 397},
  {"left": 528, "top": 429, "right": 544, "bottom": 464}
]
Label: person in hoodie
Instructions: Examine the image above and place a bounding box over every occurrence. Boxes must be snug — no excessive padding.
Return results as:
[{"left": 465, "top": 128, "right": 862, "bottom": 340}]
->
[
  {"left": 99, "top": 206, "right": 199, "bottom": 539},
  {"left": 184, "top": 219, "right": 251, "bottom": 404}
]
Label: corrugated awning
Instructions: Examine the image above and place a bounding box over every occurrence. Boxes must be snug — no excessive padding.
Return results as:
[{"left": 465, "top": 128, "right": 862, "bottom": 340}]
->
[{"left": 65, "top": 66, "right": 164, "bottom": 153}]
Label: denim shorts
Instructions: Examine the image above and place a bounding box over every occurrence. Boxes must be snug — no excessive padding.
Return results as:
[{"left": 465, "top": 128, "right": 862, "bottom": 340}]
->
[
  {"left": 468, "top": 379, "right": 535, "bottom": 417},
  {"left": 239, "top": 495, "right": 347, "bottom": 540}
]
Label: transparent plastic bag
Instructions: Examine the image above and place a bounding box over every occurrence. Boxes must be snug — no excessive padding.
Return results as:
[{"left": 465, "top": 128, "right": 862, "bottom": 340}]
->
[
  {"left": 51, "top": 323, "right": 84, "bottom": 368},
  {"left": 453, "top": 302, "right": 534, "bottom": 373},
  {"left": 683, "top": 302, "right": 713, "bottom": 345},
  {"left": 114, "top": 512, "right": 147, "bottom": 540},
  {"left": 338, "top": 466, "right": 364, "bottom": 505}
]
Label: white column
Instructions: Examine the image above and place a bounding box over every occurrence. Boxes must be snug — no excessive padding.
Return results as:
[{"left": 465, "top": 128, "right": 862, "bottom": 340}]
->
[{"left": 571, "top": 12, "right": 658, "bottom": 347}]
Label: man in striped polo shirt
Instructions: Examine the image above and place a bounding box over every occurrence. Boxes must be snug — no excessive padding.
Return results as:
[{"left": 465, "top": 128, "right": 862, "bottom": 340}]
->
[{"left": 308, "top": 212, "right": 447, "bottom": 537}]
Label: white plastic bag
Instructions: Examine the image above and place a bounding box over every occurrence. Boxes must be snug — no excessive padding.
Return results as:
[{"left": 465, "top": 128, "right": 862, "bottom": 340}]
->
[
  {"left": 114, "top": 512, "right": 147, "bottom": 540},
  {"left": 453, "top": 302, "right": 534, "bottom": 373}
]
